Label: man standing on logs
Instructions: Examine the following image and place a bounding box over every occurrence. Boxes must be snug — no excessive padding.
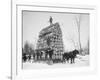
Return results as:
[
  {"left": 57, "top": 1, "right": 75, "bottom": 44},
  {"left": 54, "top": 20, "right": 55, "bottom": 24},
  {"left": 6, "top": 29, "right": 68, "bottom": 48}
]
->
[{"left": 49, "top": 16, "right": 53, "bottom": 25}]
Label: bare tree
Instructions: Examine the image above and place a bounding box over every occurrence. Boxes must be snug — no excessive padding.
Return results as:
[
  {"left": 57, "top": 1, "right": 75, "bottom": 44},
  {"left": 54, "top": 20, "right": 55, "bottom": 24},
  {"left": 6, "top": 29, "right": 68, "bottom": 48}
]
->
[
  {"left": 87, "top": 39, "right": 89, "bottom": 54},
  {"left": 70, "top": 38, "right": 78, "bottom": 50},
  {"left": 67, "top": 35, "right": 78, "bottom": 50},
  {"left": 24, "top": 41, "right": 30, "bottom": 54},
  {"left": 75, "top": 14, "right": 82, "bottom": 54},
  {"left": 23, "top": 41, "right": 34, "bottom": 55}
]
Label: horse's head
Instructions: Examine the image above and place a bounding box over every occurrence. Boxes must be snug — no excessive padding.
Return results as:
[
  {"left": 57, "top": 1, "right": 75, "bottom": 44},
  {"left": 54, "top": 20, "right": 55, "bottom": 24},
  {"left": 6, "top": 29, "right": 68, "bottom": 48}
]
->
[{"left": 74, "top": 49, "right": 79, "bottom": 55}]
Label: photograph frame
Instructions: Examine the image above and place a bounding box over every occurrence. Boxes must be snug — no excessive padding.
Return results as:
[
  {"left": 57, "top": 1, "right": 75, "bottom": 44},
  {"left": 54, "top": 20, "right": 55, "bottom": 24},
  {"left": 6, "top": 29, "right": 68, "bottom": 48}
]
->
[{"left": 11, "top": 1, "right": 97, "bottom": 80}]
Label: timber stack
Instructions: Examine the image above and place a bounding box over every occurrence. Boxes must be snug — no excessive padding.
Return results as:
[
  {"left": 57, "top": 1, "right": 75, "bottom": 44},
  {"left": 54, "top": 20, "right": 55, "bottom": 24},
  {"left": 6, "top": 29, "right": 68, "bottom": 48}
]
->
[{"left": 36, "top": 22, "right": 64, "bottom": 59}]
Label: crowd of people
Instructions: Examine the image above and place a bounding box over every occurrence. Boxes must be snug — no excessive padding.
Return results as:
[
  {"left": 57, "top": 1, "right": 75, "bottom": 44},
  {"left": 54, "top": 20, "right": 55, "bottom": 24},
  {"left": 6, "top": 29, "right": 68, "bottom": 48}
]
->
[{"left": 22, "top": 48, "right": 79, "bottom": 64}]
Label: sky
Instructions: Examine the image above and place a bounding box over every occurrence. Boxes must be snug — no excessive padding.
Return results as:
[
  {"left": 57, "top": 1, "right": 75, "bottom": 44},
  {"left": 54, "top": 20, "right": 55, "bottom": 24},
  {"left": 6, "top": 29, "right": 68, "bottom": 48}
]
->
[{"left": 23, "top": 11, "right": 89, "bottom": 51}]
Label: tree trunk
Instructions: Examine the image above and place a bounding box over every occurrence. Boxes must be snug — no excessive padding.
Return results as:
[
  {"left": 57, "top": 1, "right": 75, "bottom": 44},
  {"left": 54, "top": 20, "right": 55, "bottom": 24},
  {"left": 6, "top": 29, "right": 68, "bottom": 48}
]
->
[{"left": 75, "top": 15, "right": 82, "bottom": 54}]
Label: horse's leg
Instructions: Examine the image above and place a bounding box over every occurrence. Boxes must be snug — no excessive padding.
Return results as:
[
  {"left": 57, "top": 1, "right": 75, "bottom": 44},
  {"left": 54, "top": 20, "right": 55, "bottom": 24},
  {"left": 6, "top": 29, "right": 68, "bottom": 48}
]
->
[
  {"left": 72, "top": 57, "right": 74, "bottom": 63},
  {"left": 71, "top": 58, "right": 73, "bottom": 64},
  {"left": 63, "top": 57, "right": 66, "bottom": 63},
  {"left": 67, "top": 58, "right": 69, "bottom": 63},
  {"left": 73, "top": 58, "right": 74, "bottom": 63},
  {"left": 73, "top": 58, "right": 75, "bottom": 63},
  {"left": 67, "top": 57, "right": 69, "bottom": 63},
  {"left": 45, "top": 54, "right": 47, "bottom": 61}
]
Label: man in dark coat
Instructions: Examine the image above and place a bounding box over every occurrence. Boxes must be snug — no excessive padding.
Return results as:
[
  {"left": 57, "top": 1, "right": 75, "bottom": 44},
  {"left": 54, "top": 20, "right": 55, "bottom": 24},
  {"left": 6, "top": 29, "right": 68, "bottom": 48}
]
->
[{"left": 49, "top": 16, "right": 53, "bottom": 25}]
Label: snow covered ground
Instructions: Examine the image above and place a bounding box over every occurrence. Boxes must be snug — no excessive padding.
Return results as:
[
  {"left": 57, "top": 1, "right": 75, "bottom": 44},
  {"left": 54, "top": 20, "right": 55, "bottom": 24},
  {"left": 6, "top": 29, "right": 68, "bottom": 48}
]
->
[{"left": 23, "top": 55, "right": 89, "bottom": 69}]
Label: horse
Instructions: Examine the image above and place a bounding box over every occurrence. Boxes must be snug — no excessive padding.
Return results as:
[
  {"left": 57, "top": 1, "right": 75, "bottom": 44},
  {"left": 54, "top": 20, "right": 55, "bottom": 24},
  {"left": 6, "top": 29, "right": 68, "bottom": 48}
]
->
[{"left": 63, "top": 49, "right": 79, "bottom": 64}]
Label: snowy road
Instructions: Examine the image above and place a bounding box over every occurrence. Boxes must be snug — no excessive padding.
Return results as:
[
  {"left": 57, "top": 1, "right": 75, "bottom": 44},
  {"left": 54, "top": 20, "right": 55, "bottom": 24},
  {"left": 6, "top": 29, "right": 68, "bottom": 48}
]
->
[{"left": 23, "top": 55, "right": 89, "bottom": 69}]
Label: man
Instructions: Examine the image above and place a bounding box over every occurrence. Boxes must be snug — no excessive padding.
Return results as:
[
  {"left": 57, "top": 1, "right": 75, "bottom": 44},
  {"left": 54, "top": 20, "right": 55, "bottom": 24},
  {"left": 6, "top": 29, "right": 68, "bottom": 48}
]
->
[{"left": 49, "top": 16, "right": 53, "bottom": 25}]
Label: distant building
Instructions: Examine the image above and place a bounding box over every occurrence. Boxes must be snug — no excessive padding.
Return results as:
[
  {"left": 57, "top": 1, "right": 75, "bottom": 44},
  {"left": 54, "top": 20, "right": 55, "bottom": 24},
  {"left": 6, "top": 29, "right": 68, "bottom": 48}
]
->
[{"left": 36, "top": 22, "right": 64, "bottom": 59}]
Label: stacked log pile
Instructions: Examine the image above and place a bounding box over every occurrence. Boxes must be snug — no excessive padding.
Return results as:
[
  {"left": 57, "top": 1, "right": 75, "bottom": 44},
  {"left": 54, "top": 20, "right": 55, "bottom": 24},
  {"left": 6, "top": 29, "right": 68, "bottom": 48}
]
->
[{"left": 36, "top": 22, "right": 64, "bottom": 59}]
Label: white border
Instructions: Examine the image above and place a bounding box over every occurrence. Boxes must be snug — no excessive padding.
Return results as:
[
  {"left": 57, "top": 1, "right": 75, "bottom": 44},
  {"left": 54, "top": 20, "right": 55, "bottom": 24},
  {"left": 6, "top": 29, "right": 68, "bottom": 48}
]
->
[{"left": 12, "top": 2, "right": 97, "bottom": 80}]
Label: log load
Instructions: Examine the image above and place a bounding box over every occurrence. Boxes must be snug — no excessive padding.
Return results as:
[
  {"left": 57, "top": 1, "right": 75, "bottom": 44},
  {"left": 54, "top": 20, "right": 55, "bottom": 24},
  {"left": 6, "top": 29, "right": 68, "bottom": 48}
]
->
[{"left": 36, "top": 22, "right": 64, "bottom": 59}]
